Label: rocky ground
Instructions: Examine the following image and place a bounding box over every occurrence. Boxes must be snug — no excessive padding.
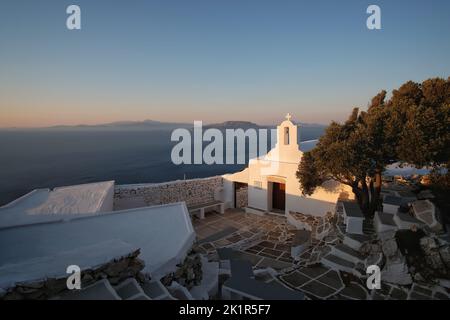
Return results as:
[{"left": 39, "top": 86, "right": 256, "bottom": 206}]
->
[{"left": 191, "top": 206, "right": 450, "bottom": 300}]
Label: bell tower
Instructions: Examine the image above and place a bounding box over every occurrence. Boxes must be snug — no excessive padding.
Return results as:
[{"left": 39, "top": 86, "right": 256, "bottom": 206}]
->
[
  {"left": 276, "top": 113, "right": 299, "bottom": 149},
  {"left": 262, "top": 113, "right": 302, "bottom": 163}
]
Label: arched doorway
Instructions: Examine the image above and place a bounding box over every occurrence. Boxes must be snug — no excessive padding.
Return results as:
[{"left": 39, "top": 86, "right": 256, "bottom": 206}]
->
[
  {"left": 267, "top": 176, "right": 286, "bottom": 214},
  {"left": 272, "top": 182, "right": 286, "bottom": 211}
]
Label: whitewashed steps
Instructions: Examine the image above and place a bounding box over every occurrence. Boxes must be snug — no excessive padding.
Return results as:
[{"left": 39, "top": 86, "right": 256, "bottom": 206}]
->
[
  {"left": 363, "top": 218, "right": 376, "bottom": 235},
  {"left": 343, "top": 233, "right": 371, "bottom": 251},
  {"left": 331, "top": 244, "right": 366, "bottom": 264},
  {"left": 321, "top": 253, "right": 355, "bottom": 274}
]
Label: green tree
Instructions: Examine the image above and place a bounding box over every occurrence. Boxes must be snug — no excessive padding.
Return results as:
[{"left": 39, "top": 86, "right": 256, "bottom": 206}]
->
[{"left": 297, "top": 77, "right": 450, "bottom": 216}]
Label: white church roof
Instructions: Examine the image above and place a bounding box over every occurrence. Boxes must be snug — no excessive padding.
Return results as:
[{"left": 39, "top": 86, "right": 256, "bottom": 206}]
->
[
  {"left": 0, "top": 239, "right": 138, "bottom": 290},
  {"left": 299, "top": 139, "right": 318, "bottom": 152},
  {"left": 0, "top": 202, "right": 195, "bottom": 288},
  {"left": 0, "top": 181, "right": 114, "bottom": 229}
]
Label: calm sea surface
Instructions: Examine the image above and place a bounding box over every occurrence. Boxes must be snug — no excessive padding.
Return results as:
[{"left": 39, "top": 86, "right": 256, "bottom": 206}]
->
[{"left": 0, "top": 127, "right": 323, "bottom": 205}]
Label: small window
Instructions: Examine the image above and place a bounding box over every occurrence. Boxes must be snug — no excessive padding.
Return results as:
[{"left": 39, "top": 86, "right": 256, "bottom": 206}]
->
[{"left": 284, "top": 127, "right": 290, "bottom": 145}]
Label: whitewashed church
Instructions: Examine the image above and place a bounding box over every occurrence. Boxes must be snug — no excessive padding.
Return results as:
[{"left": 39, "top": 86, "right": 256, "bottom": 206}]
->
[{"left": 221, "top": 114, "right": 353, "bottom": 218}]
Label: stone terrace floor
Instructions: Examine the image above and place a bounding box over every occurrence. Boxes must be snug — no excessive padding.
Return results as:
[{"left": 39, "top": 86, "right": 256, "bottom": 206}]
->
[
  {"left": 191, "top": 209, "right": 355, "bottom": 299},
  {"left": 192, "top": 209, "right": 338, "bottom": 271},
  {"left": 192, "top": 209, "right": 298, "bottom": 270},
  {"left": 193, "top": 209, "right": 339, "bottom": 269},
  {"left": 191, "top": 208, "right": 450, "bottom": 300}
]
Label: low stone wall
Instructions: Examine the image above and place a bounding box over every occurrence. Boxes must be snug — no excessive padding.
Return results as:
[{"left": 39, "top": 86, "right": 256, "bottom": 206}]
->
[
  {"left": 288, "top": 211, "right": 335, "bottom": 240},
  {"left": 160, "top": 249, "right": 203, "bottom": 290},
  {"left": 114, "top": 176, "right": 223, "bottom": 207},
  {"left": 1, "top": 250, "right": 145, "bottom": 300}
]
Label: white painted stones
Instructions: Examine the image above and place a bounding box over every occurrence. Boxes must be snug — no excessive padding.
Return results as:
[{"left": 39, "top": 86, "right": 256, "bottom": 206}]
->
[{"left": 291, "top": 230, "right": 311, "bottom": 258}]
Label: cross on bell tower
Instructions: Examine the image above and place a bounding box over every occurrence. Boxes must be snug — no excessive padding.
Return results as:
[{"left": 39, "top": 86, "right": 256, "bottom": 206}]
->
[{"left": 285, "top": 113, "right": 292, "bottom": 121}]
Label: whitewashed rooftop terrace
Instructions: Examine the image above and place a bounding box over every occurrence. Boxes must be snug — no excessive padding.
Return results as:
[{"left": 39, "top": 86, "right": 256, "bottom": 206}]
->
[
  {"left": 0, "top": 202, "right": 195, "bottom": 287},
  {"left": 0, "top": 239, "right": 137, "bottom": 290},
  {"left": 0, "top": 181, "right": 115, "bottom": 229}
]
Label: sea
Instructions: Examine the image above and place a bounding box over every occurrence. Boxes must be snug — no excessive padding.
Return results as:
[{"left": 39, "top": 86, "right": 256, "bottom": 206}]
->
[{"left": 0, "top": 127, "right": 324, "bottom": 206}]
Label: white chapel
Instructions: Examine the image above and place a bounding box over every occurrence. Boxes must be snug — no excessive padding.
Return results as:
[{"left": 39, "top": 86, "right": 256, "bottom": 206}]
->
[{"left": 222, "top": 114, "right": 353, "bottom": 218}]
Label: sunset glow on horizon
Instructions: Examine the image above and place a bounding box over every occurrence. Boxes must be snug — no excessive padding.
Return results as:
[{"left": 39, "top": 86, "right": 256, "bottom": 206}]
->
[{"left": 1, "top": 0, "right": 450, "bottom": 128}]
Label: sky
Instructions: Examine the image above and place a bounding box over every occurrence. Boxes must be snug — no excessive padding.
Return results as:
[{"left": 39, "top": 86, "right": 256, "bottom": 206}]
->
[{"left": 0, "top": 0, "right": 449, "bottom": 128}]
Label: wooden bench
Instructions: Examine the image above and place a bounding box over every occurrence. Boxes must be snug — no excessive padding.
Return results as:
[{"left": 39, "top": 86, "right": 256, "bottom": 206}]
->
[{"left": 188, "top": 200, "right": 225, "bottom": 219}]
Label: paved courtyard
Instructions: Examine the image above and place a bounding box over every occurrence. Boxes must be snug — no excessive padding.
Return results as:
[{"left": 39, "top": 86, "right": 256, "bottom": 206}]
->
[
  {"left": 193, "top": 209, "right": 339, "bottom": 268},
  {"left": 191, "top": 209, "right": 363, "bottom": 299},
  {"left": 192, "top": 208, "right": 339, "bottom": 268},
  {"left": 191, "top": 208, "right": 450, "bottom": 300},
  {"left": 192, "top": 209, "right": 298, "bottom": 270}
]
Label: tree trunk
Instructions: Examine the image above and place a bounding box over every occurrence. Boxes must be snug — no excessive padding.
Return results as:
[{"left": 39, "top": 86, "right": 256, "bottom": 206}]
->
[
  {"left": 352, "top": 180, "right": 370, "bottom": 216},
  {"left": 367, "top": 170, "right": 383, "bottom": 217},
  {"left": 374, "top": 170, "right": 382, "bottom": 194},
  {"left": 360, "top": 180, "right": 370, "bottom": 215}
]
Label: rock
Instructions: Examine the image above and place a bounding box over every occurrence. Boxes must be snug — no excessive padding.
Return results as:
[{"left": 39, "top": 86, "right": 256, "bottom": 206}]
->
[
  {"left": 418, "top": 237, "right": 449, "bottom": 275},
  {"left": 162, "top": 252, "right": 203, "bottom": 290},
  {"left": 45, "top": 278, "right": 68, "bottom": 293},
  {"left": 366, "top": 253, "right": 383, "bottom": 267},
  {"left": 381, "top": 258, "right": 412, "bottom": 285},
  {"left": 414, "top": 273, "right": 425, "bottom": 282},
  {"left": 426, "top": 252, "right": 446, "bottom": 273},
  {"left": 379, "top": 229, "right": 397, "bottom": 241},
  {"left": 382, "top": 238, "right": 398, "bottom": 258},
  {"left": 187, "top": 269, "right": 195, "bottom": 280},
  {"left": 420, "top": 237, "right": 438, "bottom": 252},
  {"left": 2, "top": 251, "right": 146, "bottom": 300},
  {"left": 81, "top": 273, "right": 94, "bottom": 286},
  {"left": 439, "top": 246, "right": 450, "bottom": 267},
  {"left": 136, "top": 272, "right": 146, "bottom": 283},
  {"left": 17, "top": 281, "right": 44, "bottom": 290},
  {"left": 371, "top": 243, "right": 382, "bottom": 253},
  {"left": 15, "top": 287, "right": 34, "bottom": 295},
  {"left": 127, "top": 258, "right": 145, "bottom": 274},
  {"left": 108, "top": 277, "right": 121, "bottom": 285},
  {"left": 104, "top": 258, "right": 129, "bottom": 277},
  {"left": 160, "top": 274, "right": 174, "bottom": 287},
  {"left": 359, "top": 243, "right": 371, "bottom": 255},
  {"left": 175, "top": 268, "right": 184, "bottom": 278}
]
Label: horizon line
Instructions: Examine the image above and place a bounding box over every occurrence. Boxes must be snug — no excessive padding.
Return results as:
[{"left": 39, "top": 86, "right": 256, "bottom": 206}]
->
[{"left": 0, "top": 118, "right": 331, "bottom": 130}]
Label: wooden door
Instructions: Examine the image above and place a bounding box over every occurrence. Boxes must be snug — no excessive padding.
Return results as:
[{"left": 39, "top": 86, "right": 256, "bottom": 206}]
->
[{"left": 272, "top": 182, "right": 286, "bottom": 211}]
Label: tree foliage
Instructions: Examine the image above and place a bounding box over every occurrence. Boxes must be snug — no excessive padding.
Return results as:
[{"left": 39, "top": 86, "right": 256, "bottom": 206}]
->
[{"left": 297, "top": 77, "right": 450, "bottom": 216}]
